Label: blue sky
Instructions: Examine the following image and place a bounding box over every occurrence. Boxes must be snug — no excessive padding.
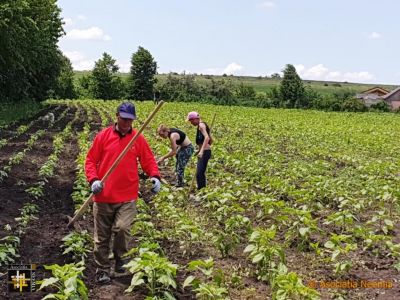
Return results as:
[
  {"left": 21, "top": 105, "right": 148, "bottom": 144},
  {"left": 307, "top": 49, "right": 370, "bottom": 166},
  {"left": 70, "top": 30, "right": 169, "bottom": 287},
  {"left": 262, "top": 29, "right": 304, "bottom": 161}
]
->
[{"left": 58, "top": 0, "right": 400, "bottom": 84}]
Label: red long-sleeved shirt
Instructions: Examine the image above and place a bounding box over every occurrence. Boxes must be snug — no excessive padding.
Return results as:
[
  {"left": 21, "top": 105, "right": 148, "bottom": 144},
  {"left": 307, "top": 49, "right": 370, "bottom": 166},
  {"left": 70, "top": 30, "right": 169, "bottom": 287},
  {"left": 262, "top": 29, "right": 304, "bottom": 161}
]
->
[{"left": 85, "top": 125, "right": 160, "bottom": 203}]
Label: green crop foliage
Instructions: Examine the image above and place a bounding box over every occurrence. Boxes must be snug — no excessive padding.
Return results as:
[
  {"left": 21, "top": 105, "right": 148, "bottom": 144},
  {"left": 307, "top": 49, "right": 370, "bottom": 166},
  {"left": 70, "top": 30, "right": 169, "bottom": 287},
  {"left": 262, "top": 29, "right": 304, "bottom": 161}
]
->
[
  {"left": 61, "top": 230, "right": 92, "bottom": 262},
  {"left": 40, "top": 99, "right": 400, "bottom": 299},
  {"left": 39, "top": 262, "right": 88, "bottom": 300},
  {"left": 125, "top": 248, "right": 178, "bottom": 298}
]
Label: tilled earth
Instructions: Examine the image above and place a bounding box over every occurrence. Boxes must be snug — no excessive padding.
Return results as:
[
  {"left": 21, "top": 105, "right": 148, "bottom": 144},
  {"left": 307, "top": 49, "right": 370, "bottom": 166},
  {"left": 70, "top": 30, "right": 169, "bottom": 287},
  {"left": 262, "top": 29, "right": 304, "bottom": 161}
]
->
[{"left": 1, "top": 105, "right": 399, "bottom": 299}]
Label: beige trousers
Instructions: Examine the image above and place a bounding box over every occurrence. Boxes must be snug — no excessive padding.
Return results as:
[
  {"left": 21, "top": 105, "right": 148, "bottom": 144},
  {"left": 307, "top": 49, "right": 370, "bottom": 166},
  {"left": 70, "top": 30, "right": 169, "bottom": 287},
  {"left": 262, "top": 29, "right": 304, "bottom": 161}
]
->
[{"left": 93, "top": 201, "right": 137, "bottom": 273}]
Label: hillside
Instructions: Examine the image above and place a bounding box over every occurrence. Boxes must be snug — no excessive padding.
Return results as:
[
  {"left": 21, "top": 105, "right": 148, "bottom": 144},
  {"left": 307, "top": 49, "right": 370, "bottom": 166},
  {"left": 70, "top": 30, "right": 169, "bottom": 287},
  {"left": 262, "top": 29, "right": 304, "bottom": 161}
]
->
[{"left": 74, "top": 71, "right": 397, "bottom": 96}]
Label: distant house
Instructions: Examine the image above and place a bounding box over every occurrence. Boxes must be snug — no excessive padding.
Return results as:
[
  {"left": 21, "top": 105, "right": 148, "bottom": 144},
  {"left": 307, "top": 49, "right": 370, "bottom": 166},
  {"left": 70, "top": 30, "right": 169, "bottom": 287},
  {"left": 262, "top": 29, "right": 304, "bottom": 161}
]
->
[
  {"left": 383, "top": 87, "right": 400, "bottom": 110},
  {"left": 356, "top": 86, "right": 400, "bottom": 110},
  {"left": 356, "top": 87, "right": 390, "bottom": 106}
]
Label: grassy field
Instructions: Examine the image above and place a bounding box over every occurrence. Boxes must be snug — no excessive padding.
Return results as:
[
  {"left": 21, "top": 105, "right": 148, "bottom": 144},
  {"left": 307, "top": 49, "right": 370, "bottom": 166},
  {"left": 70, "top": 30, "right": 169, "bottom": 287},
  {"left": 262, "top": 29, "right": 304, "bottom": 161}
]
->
[
  {"left": 0, "top": 100, "right": 43, "bottom": 126},
  {"left": 74, "top": 70, "right": 397, "bottom": 96}
]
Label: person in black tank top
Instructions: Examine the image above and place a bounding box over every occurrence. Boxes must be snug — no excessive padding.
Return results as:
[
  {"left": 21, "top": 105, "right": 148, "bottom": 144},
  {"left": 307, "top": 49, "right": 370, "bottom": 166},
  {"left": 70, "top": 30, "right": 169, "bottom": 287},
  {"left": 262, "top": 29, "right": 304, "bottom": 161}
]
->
[
  {"left": 187, "top": 111, "right": 212, "bottom": 190},
  {"left": 157, "top": 124, "right": 194, "bottom": 187},
  {"left": 169, "top": 128, "right": 186, "bottom": 145}
]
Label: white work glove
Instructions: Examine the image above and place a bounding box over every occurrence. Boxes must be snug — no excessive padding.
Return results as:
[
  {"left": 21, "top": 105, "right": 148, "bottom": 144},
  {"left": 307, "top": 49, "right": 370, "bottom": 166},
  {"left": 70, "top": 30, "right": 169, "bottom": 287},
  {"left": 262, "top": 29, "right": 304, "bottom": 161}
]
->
[
  {"left": 151, "top": 177, "right": 161, "bottom": 193},
  {"left": 91, "top": 180, "right": 103, "bottom": 194}
]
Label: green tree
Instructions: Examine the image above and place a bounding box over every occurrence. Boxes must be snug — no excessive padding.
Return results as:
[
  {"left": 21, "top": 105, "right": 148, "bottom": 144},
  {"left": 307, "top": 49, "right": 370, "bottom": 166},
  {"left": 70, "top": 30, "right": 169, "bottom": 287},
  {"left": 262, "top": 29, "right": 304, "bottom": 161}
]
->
[
  {"left": 207, "top": 78, "right": 235, "bottom": 105},
  {"left": 280, "top": 64, "right": 305, "bottom": 108},
  {"left": 77, "top": 75, "right": 93, "bottom": 98},
  {"left": 270, "top": 73, "right": 281, "bottom": 79},
  {"left": 0, "top": 0, "right": 64, "bottom": 102},
  {"left": 267, "top": 86, "right": 283, "bottom": 107},
  {"left": 50, "top": 53, "right": 77, "bottom": 99},
  {"left": 304, "top": 86, "right": 321, "bottom": 109},
  {"left": 333, "top": 89, "right": 356, "bottom": 101},
  {"left": 128, "top": 46, "right": 157, "bottom": 100},
  {"left": 370, "top": 100, "right": 391, "bottom": 112},
  {"left": 255, "top": 93, "right": 273, "bottom": 108},
  {"left": 341, "top": 98, "right": 367, "bottom": 112},
  {"left": 91, "top": 52, "right": 123, "bottom": 100},
  {"left": 156, "top": 73, "right": 203, "bottom": 102},
  {"left": 235, "top": 82, "right": 256, "bottom": 100}
]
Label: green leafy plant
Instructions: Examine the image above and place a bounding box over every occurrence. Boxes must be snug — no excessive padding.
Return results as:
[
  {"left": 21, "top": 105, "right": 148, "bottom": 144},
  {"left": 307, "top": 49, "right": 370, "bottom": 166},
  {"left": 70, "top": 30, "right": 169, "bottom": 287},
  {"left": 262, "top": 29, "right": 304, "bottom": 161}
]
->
[
  {"left": 285, "top": 210, "right": 319, "bottom": 251},
  {"left": 214, "top": 214, "right": 250, "bottom": 258},
  {"left": 271, "top": 263, "right": 320, "bottom": 300},
  {"left": 61, "top": 230, "right": 92, "bottom": 262},
  {"left": 183, "top": 258, "right": 228, "bottom": 300},
  {"left": 131, "top": 220, "right": 163, "bottom": 243},
  {"left": 39, "top": 262, "right": 88, "bottom": 300},
  {"left": 0, "top": 170, "right": 8, "bottom": 183},
  {"left": 25, "top": 181, "right": 46, "bottom": 200},
  {"left": 16, "top": 125, "right": 28, "bottom": 135},
  {"left": 324, "top": 234, "right": 357, "bottom": 275},
  {"left": 244, "top": 226, "right": 286, "bottom": 282},
  {"left": 366, "top": 210, "right": 394, "bottom": 235},
  {"left": 0, "top": 138, "right": 6, "bottom": 149},
  {"left": 15, "top": 202, "right": 39, "bottom": 235},
  {"left": 125, "top": 248, "right": 178, "bottom": 298},
  {"left": 323, "top": 209, "right": 357, "bottom": 233},
  {"left": 175, "top": 220, "right": 204, "bottom": 258},
  {"left": 8, "top": 151, "right": 25, "bottom": 166},
  {"left": 0, "top": 236, "right": 20, "bottom": 266}
]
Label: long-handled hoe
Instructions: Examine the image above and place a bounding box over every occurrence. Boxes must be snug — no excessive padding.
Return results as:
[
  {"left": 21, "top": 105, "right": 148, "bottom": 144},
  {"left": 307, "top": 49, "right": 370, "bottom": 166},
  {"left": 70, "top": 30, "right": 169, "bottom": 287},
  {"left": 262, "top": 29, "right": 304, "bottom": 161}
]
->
[
  {"left": 186, "top": 113, "right": 216, "bottom": 200},
  {"left": 67, "top": 101, "right": 165, "bottom": 229}
]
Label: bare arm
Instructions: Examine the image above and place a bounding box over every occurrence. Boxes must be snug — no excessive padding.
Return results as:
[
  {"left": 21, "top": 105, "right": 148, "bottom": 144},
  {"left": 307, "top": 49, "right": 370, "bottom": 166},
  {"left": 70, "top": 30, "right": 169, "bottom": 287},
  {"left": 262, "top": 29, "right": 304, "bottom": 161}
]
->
[
  {"left": 158, "top": 133, "right": 178, "bottom": 162},
  {"left": 198, "top": 123, "right": 210, "bottom": 157}
]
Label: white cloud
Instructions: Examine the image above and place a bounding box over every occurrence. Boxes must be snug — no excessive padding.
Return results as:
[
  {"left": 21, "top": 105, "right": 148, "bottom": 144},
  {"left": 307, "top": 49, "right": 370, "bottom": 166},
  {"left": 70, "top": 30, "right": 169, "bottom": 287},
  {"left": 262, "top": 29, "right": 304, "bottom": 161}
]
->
[
  {"left": 63, "top": 51, "right": 84, "bottom": 62},
  {"left": 61, "top": 14, "right": 88, "bottom": 28},
  {"left": 369, "top": 32, "right": 381, "bottom": 39},
  {"left": 294, "top": 65, "right": 305, "bottom": 74},
  {"left": 223, "top": 62, "right": 243, "bottom": 74},
  {"left": 63, "top": 51, "right": 94, "bottom": 71},
  {"left": 202, "top": 62, "right": 243, "bottom": 75},
  {"left": 259, "top": 1, "right": 276, "bottom": 9},
  {"left": 66, "top": 27, "right": 111, "bottom": 41},
  {"left": 301, "top": 64, "right": 329, "bottom": 78},
  {"left": 295, "top": 64, "right": 374, "bottom": 83}
]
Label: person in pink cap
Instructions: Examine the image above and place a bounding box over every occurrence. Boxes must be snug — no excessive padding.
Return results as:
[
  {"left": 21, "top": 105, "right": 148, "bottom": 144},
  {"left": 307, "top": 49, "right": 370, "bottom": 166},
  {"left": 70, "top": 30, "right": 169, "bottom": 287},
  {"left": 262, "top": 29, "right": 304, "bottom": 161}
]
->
[{"left": 186, "top": 111, "right": 212, "bottom": 190}]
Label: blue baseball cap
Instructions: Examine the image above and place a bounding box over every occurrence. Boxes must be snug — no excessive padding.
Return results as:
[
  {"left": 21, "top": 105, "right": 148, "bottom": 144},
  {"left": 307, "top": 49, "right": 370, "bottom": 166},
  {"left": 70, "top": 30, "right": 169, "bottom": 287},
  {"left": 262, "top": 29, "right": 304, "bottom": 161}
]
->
[{"left": 117, "top": 102, "right": 136, "bottom": 120}]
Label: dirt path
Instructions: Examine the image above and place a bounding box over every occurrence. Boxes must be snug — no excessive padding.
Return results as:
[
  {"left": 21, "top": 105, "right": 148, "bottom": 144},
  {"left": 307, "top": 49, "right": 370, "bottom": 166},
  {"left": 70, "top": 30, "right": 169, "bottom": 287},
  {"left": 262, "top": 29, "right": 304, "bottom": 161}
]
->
[{"left": 0, "top": 106, "right": 75, "bottom": 232}]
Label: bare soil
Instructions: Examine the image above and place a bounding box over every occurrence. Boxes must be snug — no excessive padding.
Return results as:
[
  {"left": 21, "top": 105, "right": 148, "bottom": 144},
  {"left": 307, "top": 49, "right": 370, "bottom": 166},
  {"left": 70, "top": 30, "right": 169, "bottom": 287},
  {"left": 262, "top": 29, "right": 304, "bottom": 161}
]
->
[{"left": 1, "top": 105, "right": 399, "bottom": 299}]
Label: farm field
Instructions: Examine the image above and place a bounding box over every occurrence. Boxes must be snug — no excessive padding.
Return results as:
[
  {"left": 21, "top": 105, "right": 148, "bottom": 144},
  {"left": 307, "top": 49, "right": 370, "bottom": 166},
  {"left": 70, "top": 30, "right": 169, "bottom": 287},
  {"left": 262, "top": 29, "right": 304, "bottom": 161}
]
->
[{"left": 1, "top": 100, "right": 400, "bottom": 299}]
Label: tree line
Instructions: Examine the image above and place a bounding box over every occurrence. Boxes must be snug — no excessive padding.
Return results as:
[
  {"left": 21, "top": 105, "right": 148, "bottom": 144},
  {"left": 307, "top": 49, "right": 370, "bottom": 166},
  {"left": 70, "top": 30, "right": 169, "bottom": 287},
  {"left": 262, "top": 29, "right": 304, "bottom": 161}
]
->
[
  {"left": 0, "top": 0, "right": 75, "bottom": 102},
  {"left": 75, "top": 55, "right": 389, "bottom": 112}
]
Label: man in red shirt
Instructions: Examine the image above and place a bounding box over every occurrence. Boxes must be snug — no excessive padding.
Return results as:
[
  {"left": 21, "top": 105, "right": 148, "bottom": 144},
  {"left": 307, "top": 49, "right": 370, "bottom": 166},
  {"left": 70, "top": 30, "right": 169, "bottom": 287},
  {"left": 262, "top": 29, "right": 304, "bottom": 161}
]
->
[{"left": 85, "top": 102, "right": 161, "bottom": 284}]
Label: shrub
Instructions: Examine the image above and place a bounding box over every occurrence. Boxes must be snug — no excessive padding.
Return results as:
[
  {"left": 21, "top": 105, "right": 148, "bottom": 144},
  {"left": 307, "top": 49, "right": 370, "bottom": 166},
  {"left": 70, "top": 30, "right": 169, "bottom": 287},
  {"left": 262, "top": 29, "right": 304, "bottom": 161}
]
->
[
  {"left": 341, "top": 98, "right": 367, "bottom": 112},
  {"left": 370, "top": 101, "right": 391, "bottom": 112}
]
